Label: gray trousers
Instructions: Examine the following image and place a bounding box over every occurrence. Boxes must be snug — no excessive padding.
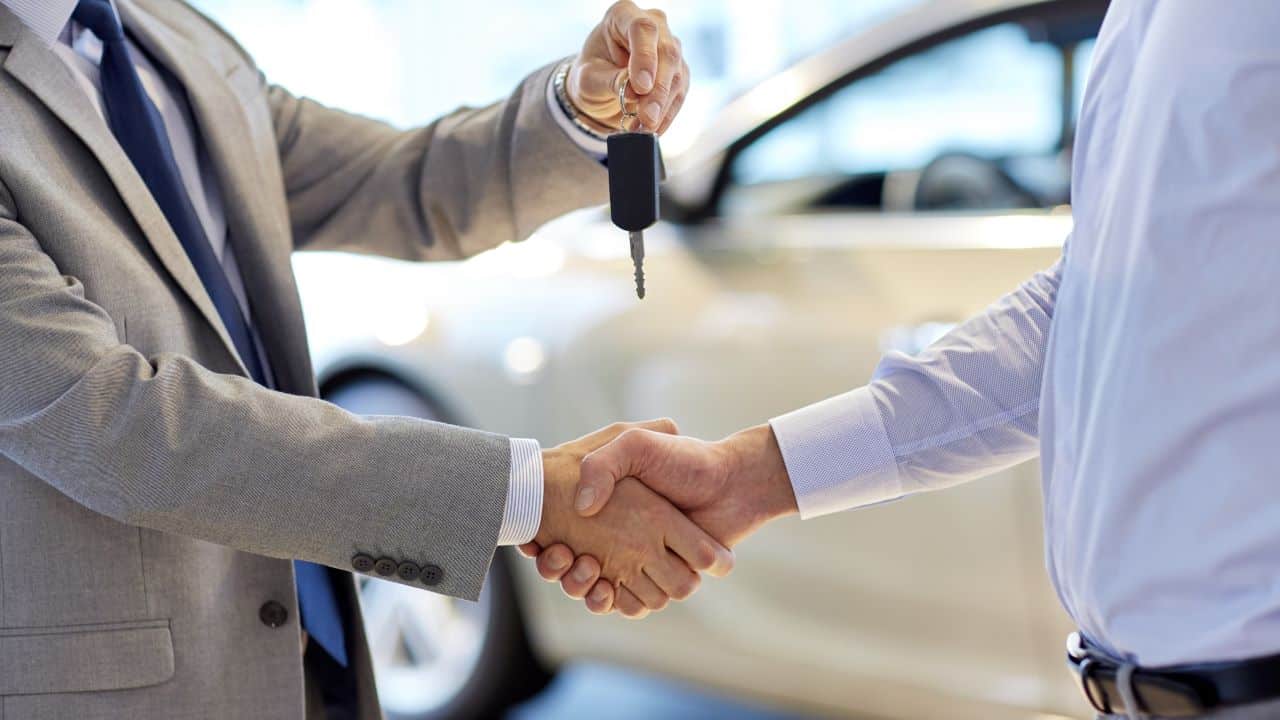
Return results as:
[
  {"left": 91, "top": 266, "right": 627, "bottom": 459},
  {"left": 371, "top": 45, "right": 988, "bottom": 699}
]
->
[{"left": 1100, "top": 696, "right": 1280, "bottom": 720}]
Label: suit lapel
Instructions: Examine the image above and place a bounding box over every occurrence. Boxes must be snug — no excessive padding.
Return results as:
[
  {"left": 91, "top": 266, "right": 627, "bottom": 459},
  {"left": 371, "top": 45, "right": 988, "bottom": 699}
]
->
[
  {"left": 117, "top": 0, "right": 318, "bottom": 395},
  {"left": 0, "top": 8, "right": 250, "bottom": 377}
]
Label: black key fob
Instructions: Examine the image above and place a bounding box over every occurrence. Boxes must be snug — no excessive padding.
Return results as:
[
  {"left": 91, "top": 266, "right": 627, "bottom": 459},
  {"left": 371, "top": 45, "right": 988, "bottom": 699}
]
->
[{"left": 607, "top": 131, "right": 660, "bottom": 232}]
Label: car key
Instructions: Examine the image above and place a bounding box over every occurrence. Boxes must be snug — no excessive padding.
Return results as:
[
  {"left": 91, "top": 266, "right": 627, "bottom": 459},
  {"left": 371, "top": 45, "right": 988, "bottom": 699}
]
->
[{"left": 607, "top": 73, "right": 661, "bottom": 299}]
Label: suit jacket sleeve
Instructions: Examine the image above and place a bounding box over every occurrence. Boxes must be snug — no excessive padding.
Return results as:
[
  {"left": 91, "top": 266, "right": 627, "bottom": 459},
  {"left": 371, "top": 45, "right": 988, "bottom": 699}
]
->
[
  {"left": 0, "top": 182, "right": 508, "bottom": 600},
  {"left": 266, "top": 60, "right": 610, "bottom": 259}
]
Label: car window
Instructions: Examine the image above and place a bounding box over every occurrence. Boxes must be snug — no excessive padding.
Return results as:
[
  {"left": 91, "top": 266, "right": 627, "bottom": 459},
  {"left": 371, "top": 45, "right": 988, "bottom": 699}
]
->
[
  {"left": 1073, "top": 37, "right": 1097, "bottom": 120},
  {"left": 724, "top": 19, "right": 1098, "bottom": 216}
]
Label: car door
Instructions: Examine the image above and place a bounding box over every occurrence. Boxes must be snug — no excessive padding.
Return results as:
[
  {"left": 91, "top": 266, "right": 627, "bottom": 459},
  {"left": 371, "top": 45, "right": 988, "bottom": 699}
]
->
[{"left": 551, "top": 11, "right": 1101, "bottom": 719}]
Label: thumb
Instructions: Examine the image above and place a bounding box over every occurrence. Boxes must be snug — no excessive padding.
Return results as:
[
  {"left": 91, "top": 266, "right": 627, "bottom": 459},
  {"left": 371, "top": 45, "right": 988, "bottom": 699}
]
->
[{"left": 576, "top": 428, "right": 658, "bottom": 517}]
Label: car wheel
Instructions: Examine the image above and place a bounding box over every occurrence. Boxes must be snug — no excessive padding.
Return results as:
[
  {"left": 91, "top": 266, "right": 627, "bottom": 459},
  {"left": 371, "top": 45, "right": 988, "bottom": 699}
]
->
[{"left": 325, "top": 374, "right": 552, "bottom": 719}]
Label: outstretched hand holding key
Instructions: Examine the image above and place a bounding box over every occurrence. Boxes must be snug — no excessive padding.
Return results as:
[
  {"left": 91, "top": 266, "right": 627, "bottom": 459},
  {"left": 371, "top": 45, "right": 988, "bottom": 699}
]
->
[{"left": 607, "top": 72, "right": 662, "bottom": 299}]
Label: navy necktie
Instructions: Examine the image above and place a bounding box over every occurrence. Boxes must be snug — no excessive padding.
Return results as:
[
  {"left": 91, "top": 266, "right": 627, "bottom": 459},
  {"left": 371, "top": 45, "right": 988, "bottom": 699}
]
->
[{"left": 73, "top": 0, "right": 348, "bottom": 668}]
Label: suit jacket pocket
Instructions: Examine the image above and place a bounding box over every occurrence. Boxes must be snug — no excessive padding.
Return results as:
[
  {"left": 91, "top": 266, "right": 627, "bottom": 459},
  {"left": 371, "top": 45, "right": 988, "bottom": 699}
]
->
[{"left": 0, "top": 620, "right": 174, "bottom": 696}]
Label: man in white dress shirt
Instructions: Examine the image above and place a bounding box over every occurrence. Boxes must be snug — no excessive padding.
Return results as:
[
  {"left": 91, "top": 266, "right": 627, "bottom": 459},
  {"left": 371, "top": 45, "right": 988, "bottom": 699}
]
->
[{"left": 533, "top": 2, "right": 1280, "bottom": 718}]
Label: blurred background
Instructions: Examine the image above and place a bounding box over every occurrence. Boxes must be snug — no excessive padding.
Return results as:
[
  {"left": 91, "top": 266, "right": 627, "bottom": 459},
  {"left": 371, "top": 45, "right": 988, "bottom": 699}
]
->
[
  {"left": 191, "top": 1, "right": 1104, "bottom": 718},
  {"left": 192, "top": 0, "right": 919, "bottom": 158}
]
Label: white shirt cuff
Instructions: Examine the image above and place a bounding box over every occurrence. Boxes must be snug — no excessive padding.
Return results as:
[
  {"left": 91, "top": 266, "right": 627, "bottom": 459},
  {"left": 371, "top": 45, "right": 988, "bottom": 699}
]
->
[
  {"left": 546, "top": 65, "right": 607, "bottom": 161},
  {"left": 769, "top": 387, "right": 902, "bottom": 519},
  {"left": 498, "top": 438, "right": 543, "bottom": 545}
]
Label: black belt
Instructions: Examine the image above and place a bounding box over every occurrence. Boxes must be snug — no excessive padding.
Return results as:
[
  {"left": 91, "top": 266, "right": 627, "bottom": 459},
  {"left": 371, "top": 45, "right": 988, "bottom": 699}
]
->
[{"left": 1066, "top": 632, "right": 1280, "bottom": 717}]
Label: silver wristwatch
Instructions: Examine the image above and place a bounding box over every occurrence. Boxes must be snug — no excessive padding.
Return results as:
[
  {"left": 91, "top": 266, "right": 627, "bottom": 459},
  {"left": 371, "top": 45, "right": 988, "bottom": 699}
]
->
[{"left": 553, "top": 58, "right": 611, "bottom": 142}]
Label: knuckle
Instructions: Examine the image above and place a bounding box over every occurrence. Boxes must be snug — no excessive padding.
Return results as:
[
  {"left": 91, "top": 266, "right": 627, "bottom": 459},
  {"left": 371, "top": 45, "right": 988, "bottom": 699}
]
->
[
  {"left": 633, "top": 17, "right": 659, "bottom": 34},
  {"left": 617, "top": 427, "right": 644, "bottom": 450},
  {"left": 579, "top": 452, "right": 602, "bottom": 478},
  {"left": 692, "top": 543, "right": 718, "bottom": 571},
  {"left": 649, "top": 8, "right": 667, "bottom": 22},
  {"left": 675, "top": 574, "right": 700, "bottom": 600},
  {"left": 660, "top": 42, "right": 681, "bottom": 63}
]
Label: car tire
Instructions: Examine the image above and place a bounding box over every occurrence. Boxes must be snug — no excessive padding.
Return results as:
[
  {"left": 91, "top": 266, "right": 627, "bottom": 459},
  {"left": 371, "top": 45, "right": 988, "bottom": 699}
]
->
[{"left": 325, "top": 374, "right": 552, "bottom": 720}]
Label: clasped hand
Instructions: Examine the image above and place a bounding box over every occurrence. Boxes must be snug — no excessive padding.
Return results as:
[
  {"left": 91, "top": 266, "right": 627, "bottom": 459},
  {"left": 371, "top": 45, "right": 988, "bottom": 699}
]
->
[{"left": 525, "top": 420, "right": 798, "bottom": 618}]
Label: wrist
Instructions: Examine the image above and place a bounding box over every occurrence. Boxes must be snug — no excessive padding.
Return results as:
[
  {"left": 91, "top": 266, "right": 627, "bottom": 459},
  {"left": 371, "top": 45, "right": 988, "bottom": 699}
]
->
[
  {"left": 534, "top": 448, "right": 571, "bottom": 547},
  {"left": 721, "top": 424, "right": 798, "bottom": 522},
  {"left": 555, "top": 58, "right": 617, "bottom": 138}
]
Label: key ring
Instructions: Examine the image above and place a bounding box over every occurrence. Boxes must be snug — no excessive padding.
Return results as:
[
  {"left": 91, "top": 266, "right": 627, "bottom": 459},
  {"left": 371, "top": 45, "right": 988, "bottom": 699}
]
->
[{"left": 615, "top": 69, "right": 639, "bottom": 133}]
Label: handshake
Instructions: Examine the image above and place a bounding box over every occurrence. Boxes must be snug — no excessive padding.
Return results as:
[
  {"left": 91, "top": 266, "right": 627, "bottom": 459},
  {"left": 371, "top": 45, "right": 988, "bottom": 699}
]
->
[{"left": 521, "top": 419, "right": 800, "bottom": 618}]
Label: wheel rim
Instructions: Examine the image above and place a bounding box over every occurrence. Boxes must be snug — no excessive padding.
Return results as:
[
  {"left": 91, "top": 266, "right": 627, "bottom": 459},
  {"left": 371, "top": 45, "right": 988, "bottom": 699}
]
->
[{"left": 359, "top": 576, "right": 492, "bottom": 716}]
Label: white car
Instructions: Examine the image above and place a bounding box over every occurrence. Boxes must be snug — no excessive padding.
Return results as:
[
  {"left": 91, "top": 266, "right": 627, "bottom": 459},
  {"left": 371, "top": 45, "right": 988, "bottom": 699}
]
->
[{"left": 298, "top": 0, "right": 1106, "bottom": 717}]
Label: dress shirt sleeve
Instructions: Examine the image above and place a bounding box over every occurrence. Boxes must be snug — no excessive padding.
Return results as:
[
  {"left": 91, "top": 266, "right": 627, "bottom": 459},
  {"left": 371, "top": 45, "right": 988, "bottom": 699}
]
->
[
  {"left": 545, "top": 67, "right": 608, "bottom": 162},
  {"left": 498, "top": 438, "right": 543, "bottom": 545},
  {"left": 771, "top": 253, "right": 1066, "bottom": 518}
]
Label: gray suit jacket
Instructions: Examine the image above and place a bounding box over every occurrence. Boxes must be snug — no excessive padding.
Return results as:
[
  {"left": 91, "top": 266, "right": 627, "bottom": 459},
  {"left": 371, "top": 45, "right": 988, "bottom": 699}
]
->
[{"left": 0, "top": 0, "right": 607, "bottom": 717}]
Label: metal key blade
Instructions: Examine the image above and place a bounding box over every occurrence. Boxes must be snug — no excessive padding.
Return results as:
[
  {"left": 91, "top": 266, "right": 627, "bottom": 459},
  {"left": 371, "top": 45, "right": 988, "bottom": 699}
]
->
[{"left": 630, "top": 231, "right": 646, "bottom": 299}]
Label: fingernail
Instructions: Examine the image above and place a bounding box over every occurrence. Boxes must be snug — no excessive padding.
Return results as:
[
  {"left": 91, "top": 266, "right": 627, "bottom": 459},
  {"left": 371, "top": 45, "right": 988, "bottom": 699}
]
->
[
  {"left": 636, "top": 70, "right": 653, "bottom": 91},
  {"left": 547, "top": 552, "right": 570, "bottom": 571},
  {"left": 575, "top": 487, "right": 596, "bottom": 512},
  {"left": 590, "top": 586, "right": 610, "bottom": 604},
  {"left": 709, "top": 548, "right": 736, "bottom": 578},
  {"left": 643, "top": 102, "right": 662, "bottom": 125},
  {"left": 573, "top": 564, "right": 594, "bottom": 583}
]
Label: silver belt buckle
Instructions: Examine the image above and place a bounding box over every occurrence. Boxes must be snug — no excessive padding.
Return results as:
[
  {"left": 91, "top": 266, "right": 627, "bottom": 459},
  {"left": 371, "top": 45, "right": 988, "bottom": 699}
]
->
[
  {"left": 1067, "top": 632, "right": 1112, "bottom": 713},
  {"left": 1067, "top": 631, "right": 1087, "bottom": 661}
]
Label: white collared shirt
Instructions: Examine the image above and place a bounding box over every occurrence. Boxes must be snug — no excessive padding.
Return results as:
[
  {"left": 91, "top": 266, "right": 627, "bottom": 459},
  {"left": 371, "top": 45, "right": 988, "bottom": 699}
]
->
[
  {"left": 0, "top": 0, "right": 599, "bottom": 546},
  {"left": 772, "top": 0, "right": 1280, "bottom": 666}
]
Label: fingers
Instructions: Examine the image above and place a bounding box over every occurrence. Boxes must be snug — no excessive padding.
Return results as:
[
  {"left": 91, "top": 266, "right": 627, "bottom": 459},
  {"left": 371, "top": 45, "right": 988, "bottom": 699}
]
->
[
  {"left": 585, "top": 579, "right": 616, "bottom": 614},
  {"left": 628, "top": 573, "right": 670, "bottom": 612},
  {"left": 571, "top": 420, "right": 678, "bottom": 516},
  {"left": 558, "top": 555, "right": 603, "bottom": 599},
  {"left": 516, "top": 541, "right": 541, "bottom": 559},
  {"left": 639, "top": 39, "right": 681, "bottom": 131},
  {"left": 577, "top": 428, "right": 653, "bottom": 516},
  {"left": 656, "top": 61, "right": 689, "bottom": 135},
  {"left": 644, "top": 550, "right": 701, "bottom": 601},
  {"left": 601, "top": 2, "right": 685, "bottom": 133},
  {"left": 534, "top": 543, "right": 575, "bottom": 581},
  {"left": 608, "top": 3, "right": 661, "bottom": 94},
  {"left": 665, "top": 511, "right": 735, "bottom": 578},
  {"left": 572, "top": 57, "right": 629, "bottom": 115},
  {"left": 638, "top": 417, "right": 680, "bottom": 435},
  {"left": 578, "top": 417, "right": 679, "bottom": 450},
  {"left": 575, "top": 426, "right": 667, "bottom": 517},
  {"left": 614, "top": 585, "right": 649, "bottom": 619}
]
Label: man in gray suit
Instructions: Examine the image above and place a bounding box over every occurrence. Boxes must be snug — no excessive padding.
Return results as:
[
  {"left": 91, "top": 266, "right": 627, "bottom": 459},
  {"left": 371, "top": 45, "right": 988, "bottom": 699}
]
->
[{"left": 0, "top": 0, "right": 726, "bottom": 717}]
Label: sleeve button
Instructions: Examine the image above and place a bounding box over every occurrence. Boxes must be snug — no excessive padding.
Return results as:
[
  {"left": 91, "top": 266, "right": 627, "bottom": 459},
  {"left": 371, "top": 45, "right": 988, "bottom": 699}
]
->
[
  {"left": 373, "top": 557, "right": 398, "bottom": 576},
  {"left": 259, "top": 600, "right": 289, "bottom": 628},
  {"left": 351, "top": 554, "right": 375, "bottom": 573},
  {"left": 420, "top": 564, "right": 444, "bottom": 586},
  {"left": 396, "top": 561, "right": 421, "bottom": 582}
]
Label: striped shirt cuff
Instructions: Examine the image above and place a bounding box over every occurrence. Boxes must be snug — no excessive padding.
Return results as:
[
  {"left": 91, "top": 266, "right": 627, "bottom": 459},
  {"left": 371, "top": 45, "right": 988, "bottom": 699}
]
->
[
  {"left": 769, "top": 387, "right": 902, "bottom": 519},
  {"left": 497, "top": 438, "right": 543, "bottom": 545}
]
